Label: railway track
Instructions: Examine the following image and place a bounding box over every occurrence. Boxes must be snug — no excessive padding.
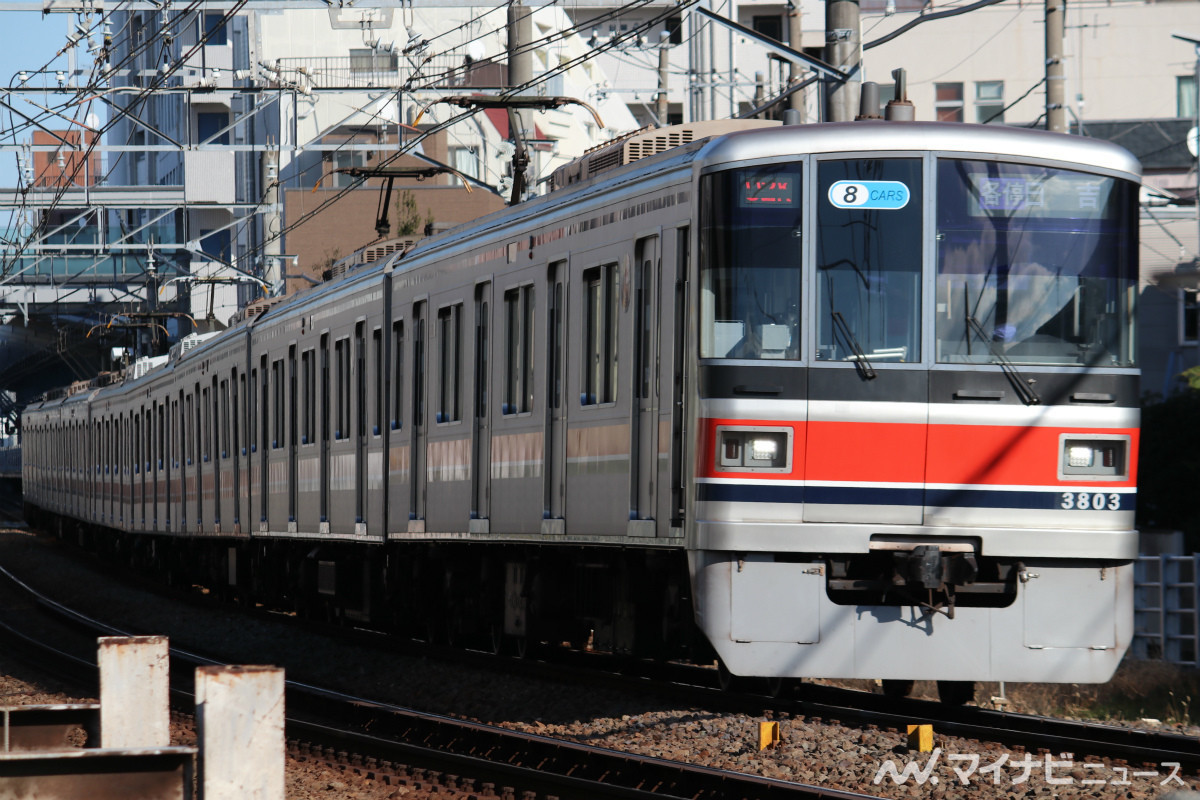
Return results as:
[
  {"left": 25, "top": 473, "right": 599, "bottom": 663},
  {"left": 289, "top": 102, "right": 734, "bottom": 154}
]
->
[
  {"left": 0, "top": 560, "right": 879, "bottom": 800},
  {"left": 2, "top": 530, "right": 1198, "bottom": 798}
]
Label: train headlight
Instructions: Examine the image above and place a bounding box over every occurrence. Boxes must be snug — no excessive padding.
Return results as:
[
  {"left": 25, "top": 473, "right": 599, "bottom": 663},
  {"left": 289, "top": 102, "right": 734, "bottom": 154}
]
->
[
  {"left": 1067, "top": 445, "right": 1094, "bottom": 468},
  {"left": 716, "top": 427, "right": 791, "bottom": 472},
  {"left": 1059, "top": 435, "right": 1129, "bottom": 480},
  {"left": 751, "top": 438, "right": 778, "bottom": 461}
]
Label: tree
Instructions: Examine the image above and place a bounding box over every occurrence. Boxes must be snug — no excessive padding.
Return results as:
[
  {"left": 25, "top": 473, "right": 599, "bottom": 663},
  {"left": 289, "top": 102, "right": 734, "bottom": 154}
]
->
[{"left": 394, "top": 190, "right": 435, "bottom": 237}]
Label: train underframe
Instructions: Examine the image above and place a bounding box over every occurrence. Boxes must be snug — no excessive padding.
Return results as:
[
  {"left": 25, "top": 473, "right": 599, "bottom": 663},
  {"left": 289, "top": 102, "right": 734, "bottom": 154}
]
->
[{"left": 31, "top": 507, "right": 703, "bottom": 663}]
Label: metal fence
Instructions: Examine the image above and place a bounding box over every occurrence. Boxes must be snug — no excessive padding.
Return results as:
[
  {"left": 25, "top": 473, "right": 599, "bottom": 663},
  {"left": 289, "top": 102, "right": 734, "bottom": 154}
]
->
[{"left": 1133, "top": 555, "right": 1200, "bottom": 666}]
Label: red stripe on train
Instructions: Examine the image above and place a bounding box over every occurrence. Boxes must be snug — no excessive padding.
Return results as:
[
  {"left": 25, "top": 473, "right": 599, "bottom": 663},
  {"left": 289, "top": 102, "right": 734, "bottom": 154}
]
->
[{"left": 699, "top": 417, "right": 1138, "bottom": 488}]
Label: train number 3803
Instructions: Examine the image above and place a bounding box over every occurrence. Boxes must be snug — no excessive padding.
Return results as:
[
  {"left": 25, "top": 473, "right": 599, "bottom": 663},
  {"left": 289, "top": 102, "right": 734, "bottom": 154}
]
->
[{"left": 1060, "top": 492, "right": 1121, "bottom": 511}]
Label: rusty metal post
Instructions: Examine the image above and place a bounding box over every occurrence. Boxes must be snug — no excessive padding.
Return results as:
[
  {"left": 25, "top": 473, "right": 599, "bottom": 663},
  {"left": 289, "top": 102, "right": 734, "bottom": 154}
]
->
[
  {"left": 98, "top": 636, "right": 170, "bottom": 748},
  {"left": 195, "top": 665, "right": 284, "bottom": 800}
]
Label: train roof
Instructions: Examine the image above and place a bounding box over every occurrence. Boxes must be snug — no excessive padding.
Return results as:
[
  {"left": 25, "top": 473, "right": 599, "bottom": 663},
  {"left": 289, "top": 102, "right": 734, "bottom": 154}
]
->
[{"left": 694, "top": 120, "right": 1142, "bottom": 179}]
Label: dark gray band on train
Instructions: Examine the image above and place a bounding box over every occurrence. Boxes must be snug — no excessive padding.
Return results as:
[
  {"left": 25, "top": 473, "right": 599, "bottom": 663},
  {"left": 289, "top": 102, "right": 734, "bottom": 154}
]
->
[
  {"left": 930, "top": 370, "right": 1139, "bottom": 407},
  {"left": 699, "top": 363, "right": 1137, "bottom": 406},
  {"left": 699, "top": 365, "right": 807, "bottom": 399}
]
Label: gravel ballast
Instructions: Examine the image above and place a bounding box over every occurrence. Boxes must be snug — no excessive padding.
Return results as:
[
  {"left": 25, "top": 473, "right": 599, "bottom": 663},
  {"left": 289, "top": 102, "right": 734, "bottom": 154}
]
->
[{"left": 0, "top": 529, "right": 1195, "bottom": 799}]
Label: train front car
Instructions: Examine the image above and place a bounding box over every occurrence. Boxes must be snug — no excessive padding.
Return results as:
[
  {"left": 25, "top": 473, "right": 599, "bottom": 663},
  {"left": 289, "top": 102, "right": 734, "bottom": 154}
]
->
[{"left": 689, "top": 122, "right": 1140, "bottom": 689}]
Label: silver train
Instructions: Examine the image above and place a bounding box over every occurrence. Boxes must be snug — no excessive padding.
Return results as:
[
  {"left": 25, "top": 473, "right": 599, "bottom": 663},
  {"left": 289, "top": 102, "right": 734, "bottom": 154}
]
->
[{"left": 22, "top": 118, "right": 1141, "bottom": 694}]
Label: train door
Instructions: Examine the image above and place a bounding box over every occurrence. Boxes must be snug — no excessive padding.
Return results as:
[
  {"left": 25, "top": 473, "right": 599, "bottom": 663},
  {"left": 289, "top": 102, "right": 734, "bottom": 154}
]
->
[
  {"left": 472, "top": 282, "right": 492, "bottom": 525},
  {"left": 320, "top": 334, "right": 331, "bottom": 525},
  {"left": 258, "top": 360, "right": 269, "bottom": 529},
  {"left": 232, "top": 370, "right": 242, "bottom": 532},
  {"left": 288, "top": 346, "right": 298, "bottom": 526},
  {"left": 631, "top": 236, "right": 659, "bottom": 532},
  {"left": 213, "top": 376, "right": 223, "bottom": 531},
  {"left": 803, "top": 156, "right": 927, "bottom": 525},
  {"left": 411, "top": 303, "right": 427, "bottom": 524},
  {"left": 667, "top": 226, "right": 689, "bottom": 531},
  {"left": 544, "top": 264, "right": 566, "bottom": 522},
  {"left": 355, "top": 322, "right": 367, "bottom": 527},
  {"left": 367, "top": 326, "right": 385, "bottom": 536},
  {"left": 387, "top": 319, "right": 408, "bottom": 528}
]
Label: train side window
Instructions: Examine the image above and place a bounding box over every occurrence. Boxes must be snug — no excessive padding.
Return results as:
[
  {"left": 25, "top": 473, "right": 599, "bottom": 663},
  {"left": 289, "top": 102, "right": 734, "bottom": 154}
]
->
[
  {"left": 582, "top": 264, "right": 618, "bottom": 405},
  {"left": 185, "top": 393, "right": 194, "bottom": 465},
  {"left": 476, "top": 293, "right": 489, "bottom": 417},
  {"left": 437, "top": 304, "right": 463, "bottom": 423},
  {"left": 335, "top": 338, "right": 350, "bottom": 439},
  {"left": 321, "top": 336, "right": 331, "bottom": 443},
  {"left": 202, "top": 386, "right": 211, "bottom": 462},
  {"left": 221, "top": 379, "right": 230, "bottom": 458},
  {"left": 248, "top": 368, "right": 258, "bottom": 453},
  {"left": 391, "top": 322, "right": 404, "bottom": 430},
  {"left": 301, "top": 350, "right": 315, "bottom": 445},
  {"left": 503, "top": 286, "right": 534, "bottom": 415},
  {"left": 372, "top": 327, "right": 382, "bottom": 436},
  {"left": 355, "top": 323, "right": 366, "bottom": 439},
  {"left": 259, "top": 356, "right": 269, "bottom": 456},
  {"left": 288, "top": 347, "right": 298, "bottom": 450},
  {"left": 272, "top": 359, "right": 284, "bottom": 449}
]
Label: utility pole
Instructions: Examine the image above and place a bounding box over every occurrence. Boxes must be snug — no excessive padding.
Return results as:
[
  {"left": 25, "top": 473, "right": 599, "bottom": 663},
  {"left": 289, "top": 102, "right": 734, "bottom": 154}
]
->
[
  {"left": 656, "top": 38, "right": 670, "bottom": 126},
  {"left": 788, "top": 0, "right": 805, "bottom": 120},
  {"left": 1045, "top": 0, "right": 1066, "bottom": 132},
  {"left": 507, "top": 3, "right": 533, "bottom": 200},
  {"left": 262, "top": 150, "right": 281, "bottom": 292},
  {"left": 825, "top": 0, "right": 860, "bottom": 122}
]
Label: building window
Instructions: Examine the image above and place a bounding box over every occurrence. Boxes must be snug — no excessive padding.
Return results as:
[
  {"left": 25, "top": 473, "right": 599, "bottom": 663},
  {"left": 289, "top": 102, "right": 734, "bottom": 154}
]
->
[
  {"left": 332, "top": 150, "right": 367, "bottom": 188},
  {"left": 349, "top": 48, "right": 398, "bottom": 73},
  {"left": 203, "top": 13, "right": 228, "bottom": 45},
  {"left": 1183, "top": 289, "right": 1199, "bottom": 345},
  {"left": 751, "top": 15, "right": 783, "bottom": 43},
  {"left": 1179, "top": 75, "right": 1197, "bottom": 119},
  {"left": 975, "top": 80, "right": 1004, "bottom": 124},
  {"left": 934, "top": 83, "right": 964, "bottom": 122},
  {"left": 450, "top": 147, "right": 479, "bottom": 186},
  {"left": 197, "top": 112, "right": 230, "bottom": 145}
]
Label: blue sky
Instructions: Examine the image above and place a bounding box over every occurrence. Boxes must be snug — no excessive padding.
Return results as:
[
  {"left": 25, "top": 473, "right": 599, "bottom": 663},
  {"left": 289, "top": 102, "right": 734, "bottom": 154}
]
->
[{"left": 0, "top": 8, "right": 74, "bottom": 187}]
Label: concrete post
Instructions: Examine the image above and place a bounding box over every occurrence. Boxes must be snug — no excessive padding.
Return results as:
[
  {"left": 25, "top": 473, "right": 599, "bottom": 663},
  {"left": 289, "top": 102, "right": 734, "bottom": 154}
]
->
[
  {"left": 196, "top": 665, "right": 284, "bottom": 800},
  {"left": 261, "top": 150, "right": 281, "bottom": 292},
  {"left": 788, "top": 1, "right": 805, "bottom": 119},
  {"left": 656, "top": 42, "right": 670, "bottom": 126},
  {"left": 1045, "top": 0, "right": 1066, "bottom": 132},
  {"left": 98, "top": 636, "right": 170, "bottom": 748},
  {"left": 825, "top": 0, "right": 860, "bottom": 122}
]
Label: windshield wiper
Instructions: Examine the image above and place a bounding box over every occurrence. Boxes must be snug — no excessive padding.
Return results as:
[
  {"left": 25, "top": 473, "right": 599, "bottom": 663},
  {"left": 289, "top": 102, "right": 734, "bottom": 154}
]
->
[
  {"left": 965, "top": 316, "right": 1041, "bottom": 405},
  {"left": 831, "top": 311, "right": 877, "bottom": 380}
]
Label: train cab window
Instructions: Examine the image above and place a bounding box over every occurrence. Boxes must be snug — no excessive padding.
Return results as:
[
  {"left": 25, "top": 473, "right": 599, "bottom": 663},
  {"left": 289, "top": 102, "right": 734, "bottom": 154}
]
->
[
  {"left": 815, "top": 158, "right": 922, "bottom": 363},
  {"left": 437, "top": 304, "right": 463, "bottom": 423},
  {"left": 503, "top": 286, "right": 534, "bottom": 414},
  {"left": 935, "top": 159, "right": 1137, "bottom": 367},
  {"left": 700, "top": 164, "right": 802, "bottom": 360},
  {"left": 583, "top": 266, "right": 618, "bottom": 404}
]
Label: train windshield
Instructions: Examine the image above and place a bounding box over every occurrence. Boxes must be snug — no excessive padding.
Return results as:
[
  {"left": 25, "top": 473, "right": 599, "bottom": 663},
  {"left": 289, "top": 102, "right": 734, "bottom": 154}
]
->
[
  {"left": 816, "top": 158, "right": 924, "bottom": 363},
  {"left": 700, "top": 164, "right": 803, "bottom": 360},
  {"left": 936, "top": 159, "right": 1138, "bottom": 367}
]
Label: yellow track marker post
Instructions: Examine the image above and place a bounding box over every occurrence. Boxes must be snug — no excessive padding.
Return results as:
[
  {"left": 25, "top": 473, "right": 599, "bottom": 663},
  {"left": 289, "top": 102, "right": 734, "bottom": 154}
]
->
[
  {"left": 758, "top": 721, "right": 780, "bottom": 751},
  {"left": 906, "top": 724, "right": 933, "bottom": 752}
]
